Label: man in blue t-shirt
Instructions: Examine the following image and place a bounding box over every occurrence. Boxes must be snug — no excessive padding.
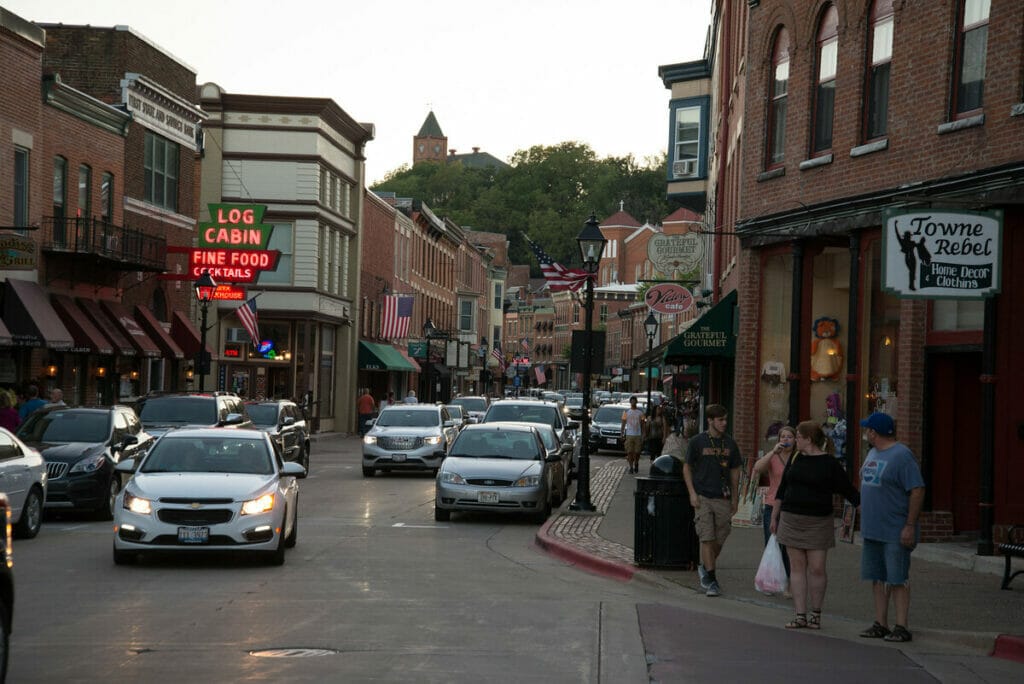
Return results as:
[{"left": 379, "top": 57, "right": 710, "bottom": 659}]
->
[
  {"left": 858, "top": 412, "right": 925, "bottom": 644},
  {"left": 18, "top": 384, "right": 47, "bottom": 421}
]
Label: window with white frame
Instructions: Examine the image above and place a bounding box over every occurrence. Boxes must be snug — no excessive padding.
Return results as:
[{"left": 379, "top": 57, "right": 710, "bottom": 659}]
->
[
  {"left": 493, "top": 282, "right": 502, "bottom": 310},
  {"left": 813, "top": 5, "right": 839, "bottom": 154},
  {"left": 954, "top": 0, "right": 989, "bottom": 114},
  {"left": 865, "top": 1, "right": 893, "bottom": 140},
  {"left": 672, "top": 106, "right": 700, "bottom": 178},
  {"left": 78, "top": 164, "right": 91, "bottom": 218},
  {"left": 459, "top": 300, "right": 474, "bottom": 332},
  {"left": 767, "top": 27, "right": 790, "bottom": 166},
  {"left": 143, "top": 131, "right": 178, "bottom": 211}
]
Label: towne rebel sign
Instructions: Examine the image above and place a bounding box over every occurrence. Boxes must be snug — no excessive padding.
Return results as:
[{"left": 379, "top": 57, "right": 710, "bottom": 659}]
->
[
  {"left": 164, "top": 204, "right": 281, "bottom": 283},
  {"left": 882, "top": 209, "right": 1002, "bottom": 299}
]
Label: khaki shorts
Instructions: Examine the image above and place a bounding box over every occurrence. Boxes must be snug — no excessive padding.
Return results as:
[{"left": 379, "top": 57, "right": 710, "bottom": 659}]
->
[
  {"left": 693, "top": 496, "right": 732, "bottom": 544},
  {"left": 623, "top": 435, "right": 643, "bottom": 454}
]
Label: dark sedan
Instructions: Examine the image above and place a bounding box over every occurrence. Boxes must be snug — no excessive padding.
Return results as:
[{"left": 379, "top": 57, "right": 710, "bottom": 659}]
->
[
  {"left": 17, "top": 406, "right": 152, "bottom": 520},
  {"left": 245, "top": 400, "right": 310, "bottom": 471}
]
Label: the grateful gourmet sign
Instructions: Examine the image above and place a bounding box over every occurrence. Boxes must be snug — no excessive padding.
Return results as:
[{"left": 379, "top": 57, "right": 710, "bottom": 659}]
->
[
  {"left": 882, "top": 209, "right": 1002, "bottom": 299},
  {"left": 647, "top": 233, "right": 705, "bottom": 274}
]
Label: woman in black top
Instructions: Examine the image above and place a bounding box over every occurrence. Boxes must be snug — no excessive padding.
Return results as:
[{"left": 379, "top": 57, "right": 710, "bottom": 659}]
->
[{"left": 770, "top": 420, "right": 860, "bottom": 630}]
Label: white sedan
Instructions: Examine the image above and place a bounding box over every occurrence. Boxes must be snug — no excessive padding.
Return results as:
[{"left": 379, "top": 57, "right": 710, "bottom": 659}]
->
[
  {"left": 0, "top": 427, "right": 47, "bottom": 539},
  {"left": 112, "top": 428, "right": 305, "bottom": 566}
]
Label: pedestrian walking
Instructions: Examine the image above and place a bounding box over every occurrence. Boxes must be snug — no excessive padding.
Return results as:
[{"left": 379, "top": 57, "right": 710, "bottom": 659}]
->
[
  {"left": 0, "top": 391, "right": 20, "bottom": 433},
  {"left": 770, "top": 420, "right": 860, "bottom": 630},
  {"left": 646, "top": 403, "right": 669, "bottom": 460},
  {"left": 620, "top": 396, "right": 645, "bottom": 474},
  {"left": 752, "top": 425, "right": 795, "bottom": 592},
  {"left": 857, "top": 412, "right": 925, "bottom": 643},
  {"left": 356, "top": 388, "right": 376, "bottom": 436},
  {"left": 683, "top": 403, "right": 742, "bottom": 597}
]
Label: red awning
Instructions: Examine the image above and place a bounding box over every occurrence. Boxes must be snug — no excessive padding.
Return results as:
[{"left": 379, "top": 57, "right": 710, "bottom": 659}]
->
[
  {"left": 2, "top": 278, "right": 73, "bottom": 349},
  {"left": 77, "top": 298, "right": 135, "bottom": 356},
  {"left": 133, "top": 305, "right": 184, "bottom": 359},
  {"left": 100, "top": 300, "right": 161, "bottom": 358},
  {"left": 394, "top": 345, "right": 422, "bottom": 373},
  {"left": 51, "top": 295, "right": 113, "bottom": 355},
  {"left": 170, "top": 310, "right": 209, "bottom": 357}
]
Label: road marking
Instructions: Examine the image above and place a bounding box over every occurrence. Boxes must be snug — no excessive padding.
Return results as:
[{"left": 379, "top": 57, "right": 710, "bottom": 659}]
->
[{"left": 392, "top": 522, "right": 449, "bottom": 529}]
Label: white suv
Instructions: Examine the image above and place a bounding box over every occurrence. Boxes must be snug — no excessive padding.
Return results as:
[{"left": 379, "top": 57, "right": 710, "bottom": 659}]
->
[{"left": 362, "top": 405, "right": 459, "bottom": 477}]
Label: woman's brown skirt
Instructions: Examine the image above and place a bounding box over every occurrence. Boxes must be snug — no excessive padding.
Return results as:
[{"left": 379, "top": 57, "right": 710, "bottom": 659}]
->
[{"left": 776, "top": 511, "right": 835, "bottom": 550}]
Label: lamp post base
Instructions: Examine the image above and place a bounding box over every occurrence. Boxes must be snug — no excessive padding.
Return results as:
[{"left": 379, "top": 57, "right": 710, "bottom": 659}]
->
[{"left": 568, "top": 500, "right": 596, "bottom": 512}]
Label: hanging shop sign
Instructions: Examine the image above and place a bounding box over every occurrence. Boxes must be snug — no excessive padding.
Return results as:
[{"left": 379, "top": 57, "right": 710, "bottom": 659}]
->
[
  {"left": 0, "top": 234, "right": 36, "bottom": 269},
  {"left": 647, "top": 233, "right": 705, "bottom": 275},
  {"left": 882, "top": 209, "right": 1002, "bottom": 299},
  {"left": 198, "top": 204, "right": 274, "bottom": 249},
  {"left": 645, "top": 283, "right": 694, "bottom": 314}
]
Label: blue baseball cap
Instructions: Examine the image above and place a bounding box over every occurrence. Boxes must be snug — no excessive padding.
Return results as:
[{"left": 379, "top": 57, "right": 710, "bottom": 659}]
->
[{"left": 860, "top": 412, "right": 895, "bottom": 436}]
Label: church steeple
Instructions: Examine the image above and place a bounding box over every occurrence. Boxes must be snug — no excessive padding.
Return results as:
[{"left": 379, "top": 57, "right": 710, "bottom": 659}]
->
[{"left": 413, "top": 110, "right": 448, "bottom": 164}]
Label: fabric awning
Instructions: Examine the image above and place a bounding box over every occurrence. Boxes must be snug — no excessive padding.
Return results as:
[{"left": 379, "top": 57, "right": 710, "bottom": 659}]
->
[
  {"left": 394, "top": 345, "right": 422, "bottom": 372},
  {"left": 635, "top": 336, "right": 674, "bottom": 368},
  {"left": 359, "top": 341, "right": 417, "bottom": 372},
  {"left": 663, "top": 290, "right": 738, "bottom": 365},
  {"left": 133, "top": 305, "right": 184, "bottom": 359},
  {"left": 170, "top": 310, "right": 209, "bottom": 357},
  {"left": 99, "top": 300, "right": 161, "bottom": 358},
  {"left": 1, "top": 278, "right": 73, "bottom": 349},
  {"left": 51, "top": 294, "right": 113, "bottom": 355},
  {"left": 77, "top": 298, "right": 136, "bottom": 356},
  {"left": 0, "top": 317, "right": 12, "bottom": 347}
]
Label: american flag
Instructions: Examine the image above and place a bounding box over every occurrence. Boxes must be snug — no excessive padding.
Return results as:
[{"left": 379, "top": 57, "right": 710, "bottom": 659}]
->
[
  {"left": 535, "top": 366, "right": 546, "bottom": 384},
  {"left": 236, "top": 297, "right": 260, "bottom": 345},
  {"left": 381, "top": 295, "right": 413, "bottom": 340},
  {"left": 491, "top": 346, "right": 505, "bottom": 371},
  {"left": 520, "top": 337, "right": 529, "bottom": 351},
  {"left": 523, "top": 234, "right": 593, "bottom": 292}
]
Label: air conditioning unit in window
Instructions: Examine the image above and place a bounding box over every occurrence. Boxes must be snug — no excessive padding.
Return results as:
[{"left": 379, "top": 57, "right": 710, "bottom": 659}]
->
[
  {"left": 673, "top": 159, "right": 697, "bottom": 177},
  {"left": 226, "top": 328, "right": 250, "bottom": 344}
]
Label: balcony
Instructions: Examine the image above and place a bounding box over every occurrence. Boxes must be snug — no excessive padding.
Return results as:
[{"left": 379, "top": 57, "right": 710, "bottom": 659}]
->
[{"left": 41, "top": 216, "right": 166, "bottom": 272}]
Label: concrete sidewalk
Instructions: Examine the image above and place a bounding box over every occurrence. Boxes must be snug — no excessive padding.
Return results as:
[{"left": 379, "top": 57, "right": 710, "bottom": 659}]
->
[{"left": 537, "top": 457, "right": 1024, "bottom": 664}]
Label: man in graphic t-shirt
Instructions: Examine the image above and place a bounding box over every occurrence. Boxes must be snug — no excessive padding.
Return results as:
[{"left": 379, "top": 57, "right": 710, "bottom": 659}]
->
[{"left": 683, "top": 404, "right": 742, "bottom": 597}]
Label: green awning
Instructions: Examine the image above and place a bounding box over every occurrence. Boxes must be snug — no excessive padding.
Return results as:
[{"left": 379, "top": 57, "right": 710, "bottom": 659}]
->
[
  {"left": 359, "top": 341, "right": 417, "bottom": 372},
  {"left": 664, "top": 290, "right": 737, "bottom": 364}
]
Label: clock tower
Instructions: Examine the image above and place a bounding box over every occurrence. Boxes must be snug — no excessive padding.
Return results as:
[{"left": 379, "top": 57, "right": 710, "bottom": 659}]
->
[{"left": 413, "top": 110, "right": 447, "bottom": 164}]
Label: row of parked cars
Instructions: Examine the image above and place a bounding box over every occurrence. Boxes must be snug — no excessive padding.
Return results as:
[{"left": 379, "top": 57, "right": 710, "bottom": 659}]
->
[{"left": 360, "top": 397, "right": 581, "bottom": 523}]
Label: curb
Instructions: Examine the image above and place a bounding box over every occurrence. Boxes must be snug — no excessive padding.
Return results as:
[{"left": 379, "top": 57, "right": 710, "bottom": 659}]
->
[
  {"left": 992, "top": 634, "right": 1024, "bottom": 664},
  {"left": 535, "top": 515, "right": 635, "bottom": 582}
]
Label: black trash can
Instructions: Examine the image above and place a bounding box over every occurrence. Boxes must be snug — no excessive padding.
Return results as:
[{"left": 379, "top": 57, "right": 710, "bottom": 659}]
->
[{"left": 634, "top": 455, "right": 699, "bottom": 567}]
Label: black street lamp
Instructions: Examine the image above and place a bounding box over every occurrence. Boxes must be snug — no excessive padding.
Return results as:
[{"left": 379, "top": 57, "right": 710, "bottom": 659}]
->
[
  {"left": 570, "top": 214, "right": 607, "bottom": 513},
  {"left": 644, "top": 311, "right": 659, "bottom": 417},
  {"left": 193, "top": 270, "right": 217, "bottom": 392},
  {"left": 422, "top": 318, "right": 436, "bottom": 403}
]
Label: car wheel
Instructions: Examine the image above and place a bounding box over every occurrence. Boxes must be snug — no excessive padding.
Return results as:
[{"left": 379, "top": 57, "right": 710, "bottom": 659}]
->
[
  {"left": 284, "top": 498, "right": 298, "bottom": 548},
  {"left": 434, "top": 506, "right": 451, "bottom": 522},
  {"left": 0, "top": 593, "right": 9, "bottom": 679},
  {"left": 96, "top": 474, "right": 121, "bottom": 521},
  {"left": 113, "top": 544, "right": 137, "bottom": 565},
  {"left": 14, "top": 485, "right": 43, "bottom": 539},
  {"left": 533, "top": 495, "right": 552, "bottom": 524},
  {"left": 299, "top": 443, "right": 310, "bottom": 473},
  {"left": 265, "top": 526, "right": 286, "bottom": 566},
  {"left": 361, "top": 466, "right": 375, "bottom": 477}
]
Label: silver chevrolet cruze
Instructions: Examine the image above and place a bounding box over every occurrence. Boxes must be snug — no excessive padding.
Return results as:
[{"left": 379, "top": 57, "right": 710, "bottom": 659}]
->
[{"left": 362, "top": 405, "right": 458, "bottom": 477}]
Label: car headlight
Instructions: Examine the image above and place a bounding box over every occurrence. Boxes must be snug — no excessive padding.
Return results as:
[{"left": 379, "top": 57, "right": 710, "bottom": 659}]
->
[
  {"left": 240, "top": 493, "right": 275, "bottom": 515},
  {"left": 423, "top": 435, "right": 442, "bottom": 445},
  {"left": 363, "top": 435, "right": 377, "bottom": 445},
  {"left": 70, "top": 453, "right": 107, "bottom": 474},
  {"left": 123, "top": 491, "right": 152, "bottom": 515},
  {"left": 512, "top": 475, "right": 541, "bottom": 487},
  {"left": 440, "top": 471, "right": 466, "bottom": 485}
]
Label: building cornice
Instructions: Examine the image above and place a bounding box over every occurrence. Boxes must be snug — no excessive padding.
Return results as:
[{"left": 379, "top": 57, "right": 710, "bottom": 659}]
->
[{"left": 43, "top": 74, "right": 131, "bottom": 136}]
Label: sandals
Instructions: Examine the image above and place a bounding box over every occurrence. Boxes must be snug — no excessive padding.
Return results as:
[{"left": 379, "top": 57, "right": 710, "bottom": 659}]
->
[
  {"left": 785, "top": 613, "right": 808, "bottom": 629},
  {"left": 884, "top": 625, "right": 913, "bottom": 642},
  {"left": 859, "top": 621, "right": 891, "bottom": 639},
  {"left": 808, "top": 610, "right": 821, "bottom": 630}
]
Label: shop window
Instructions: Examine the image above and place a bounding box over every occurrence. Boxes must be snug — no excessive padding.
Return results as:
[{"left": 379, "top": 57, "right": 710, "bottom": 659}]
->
[
  {"left": 860, "top": 239, "right": 901, "bottom": 452},
  {"left": 864, "top": 0, "right": 894, "bottom": 141},
  {"left": 767, "top": 27, "right": 790, "bottom": 167},
  {"left": 758, "top": 252, "right": 794, "bottom": 454},
  {"left": 812, "top": 5, "right": 839, "bottom": 154},
  {"left": 953, "top": 0, "right": 989, "bottom": 115},
  {"left": 810, "top": 247, "right": 851, "bottom": 461}
]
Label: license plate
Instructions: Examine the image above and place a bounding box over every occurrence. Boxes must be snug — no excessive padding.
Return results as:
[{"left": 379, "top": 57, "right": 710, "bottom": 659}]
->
[
  {"left": 478, "top": 491, "right": 499, "bottom": 504},
  {"left": 606, "top": 438, "right": 618, "bottom": 445},
  {"left": 178, "top": 526, "right": 209, "bottom": 544},
  {"left": 392, "top": 453, "right": 406, "bottom": 462}
]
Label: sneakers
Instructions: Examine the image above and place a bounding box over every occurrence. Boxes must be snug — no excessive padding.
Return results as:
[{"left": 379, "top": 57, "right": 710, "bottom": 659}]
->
[
  {"left": 698, "top": 564, "right": 710, "bottom": 589},
  {"left": 859, "top": 622, "right": 891, "bottom": 639},
  {"left": 884, "top": 625, "right": 912, "bottom": 642},
  {"left": 705, "top": 580, "right": 721, "bottom": 597}
]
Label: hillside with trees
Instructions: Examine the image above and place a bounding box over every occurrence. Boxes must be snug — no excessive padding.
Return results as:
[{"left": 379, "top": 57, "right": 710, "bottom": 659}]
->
[{"left": 371, "top": 142, "right": 671, "bottom": 272}]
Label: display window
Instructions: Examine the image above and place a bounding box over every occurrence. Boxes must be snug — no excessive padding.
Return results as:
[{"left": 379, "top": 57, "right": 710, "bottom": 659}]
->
[{"left": 757, "top": 252, "right": 794, "bottom": 455}]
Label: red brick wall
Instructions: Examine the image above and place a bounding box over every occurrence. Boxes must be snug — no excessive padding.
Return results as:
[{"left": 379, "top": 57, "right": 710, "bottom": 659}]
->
[
  {"left": 0, "top": 25, "right": 44, "bottom": 228},
  {"left": 361, "top": 191, "right": 396, "bottom": 341}
]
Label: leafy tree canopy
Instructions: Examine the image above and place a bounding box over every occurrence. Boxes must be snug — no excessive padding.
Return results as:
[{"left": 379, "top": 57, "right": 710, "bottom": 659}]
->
[{"left": 372, "top": 142, "right": 670, "bottom": 273}]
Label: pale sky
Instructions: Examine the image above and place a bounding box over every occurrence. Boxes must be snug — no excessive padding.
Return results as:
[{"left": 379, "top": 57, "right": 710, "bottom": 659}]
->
[{"left": 7, "top": 0, "right": 713, "bottom": 184}]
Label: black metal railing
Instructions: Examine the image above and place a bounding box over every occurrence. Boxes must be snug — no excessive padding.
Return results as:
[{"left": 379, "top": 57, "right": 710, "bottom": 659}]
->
[{"left": 41, "top": 216, "right": 166, "bottom": 271}]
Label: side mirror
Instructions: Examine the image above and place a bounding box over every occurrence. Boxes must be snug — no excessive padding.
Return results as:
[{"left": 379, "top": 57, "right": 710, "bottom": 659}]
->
[
  {"left": 115, "top": 458, "right": 136, "bottom": 473},
  {"left": 443, "top": 420, "right": 457, "bottom": 428},
  {"left": 119, "top": 434, "right": 139, "bottom": 449},
  {"left": 545, "top": 453, "right": 561, "bottom": 463},
  {"left": 282, "top": 416, "right": 296, "bottom": 427},
  {"left": 567, "top": 420, "right": 580, "bottom": 431},
  {"left": 222, "top": 413, "right": 245, "bottom": 426},
  {"left": 281, "top": 461, "right": 307, "bottom": 479},
  {"left": 560, "top": 443, "right": 573, "bottom": 454}
]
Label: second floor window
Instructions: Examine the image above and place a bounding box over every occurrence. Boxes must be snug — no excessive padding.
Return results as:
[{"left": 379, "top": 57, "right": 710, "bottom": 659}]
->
[
  {"left": 813, "top": 5, "right": 839, "bottom": 154},
  {"left": 53, "top": 156, "right": 66, "bottom": 220},
  {"left": 459, "top": 300, "right": 473, "bottom": 332},
  {"left": 865, "top": 1, "right": 894, "bottom": 140},
  {"left": 493, "top": 283, "right": 502, "bottom": 310},
  {"left": 144, "top": 131, "right": 179, "bottom": 211},
  {"left": 101, "top": 172, "right": 114, "bottom": 222},
  {"left": 258, "top": 222, "right": 293, "bottom": 285},
  {"left": 672, "top": 106, "right": 700, "bottom": 178},
  {"left": 14, "top": 148, "right": 29, "bottom": 230},
  {"left": 78, "top": 164, "right": 91, "bottom": 218},
  {"left": 955, "top": 0, "right": 989, "bottom": 114},
  {"left": 768, "top": 27, "right": 790, "bottom": 167}
]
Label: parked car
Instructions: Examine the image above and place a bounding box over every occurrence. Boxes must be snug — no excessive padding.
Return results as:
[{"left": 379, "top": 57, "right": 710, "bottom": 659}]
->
[
  {"left": 361, "top": 404, "right": 458, "bottom": 477},
  {"left": 434, "top": 423, "right": 563, "bottom": 522},
  {"left": 112, "top": 428, "right": 305, "bottom": 566},
  {"left": 245, "top": 400, "right": 310, "bottom": 472},
  {"left": 491, "top": 421, "right": 572, "bottom": 501},
  {"left": 447, "top": 395, "right": 488, "bottom": 423},
  {"left": 482, "top": 398, "right": 580, "bottom": 479},
  {"left": 17, "top": 406, "right": 150, "bottom": 521},
  {"left": 0, "top": 493, "right": 13, "bottom": 679},
  {"left": 443, "top": 404, "right": 470, "bottom": 431},
  {"left": 0, "top": 429, "right": 47, "bottom": 538},
  {"left": 134, "top": 391, "right": 252, "bottom": 439},
  {"left": 588, "top": 403, "right": 631, "bottom": 454}
]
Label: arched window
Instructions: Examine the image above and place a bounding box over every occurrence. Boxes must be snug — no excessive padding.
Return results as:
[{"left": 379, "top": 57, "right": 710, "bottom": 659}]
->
[
  {"left": 812, "top": 5, "right": 839, "bottom": 154},
  {"left": 864, "top": 0, "right": 893, "bottom": 140},
  {"left": 954, "top": 0, "right": 989, "bottom": 114},
  {"left": 767, "top": 27, "right": 790, "bottom": 167}
]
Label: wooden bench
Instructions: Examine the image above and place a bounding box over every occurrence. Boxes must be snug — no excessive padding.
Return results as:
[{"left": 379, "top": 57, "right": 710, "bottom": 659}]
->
[{"left": 1000, "top": 526, "right": 1024, "bottom": 590}]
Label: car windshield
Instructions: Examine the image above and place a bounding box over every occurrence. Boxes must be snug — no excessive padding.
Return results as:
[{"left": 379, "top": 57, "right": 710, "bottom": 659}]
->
[
  {"left": 533, "top": 428, "right": 557, "bottom": 451},
  {"left": 246, "top": 404, "right": 279, "bottom": 427},
  {"left": 445, "top": 406, "right": 464, "bottom": 419},
  {"left": 375, "top": 409, "right": 440, "bottom": 428},
  {"left": 450, "top": 430, "right": 541, "bottom": 460},
  {"left": 565, "top": 396, "right": 584, "bottom": 408},
  {"left": 18, "top": 410, "right": 110, "bottom": 443},
  {"left": 594, "top": 406, "right": 627, "bottom": 422},
  {"left": 485, "top": 405, "right": 559, "bottom": 431},
  {"left": 141, "top": 437, "right": 273, "bottom": 474},
  {"left": 450, "top": 397, "right": 487, "bottom": 412},
  {"left": 139, "top": 397, "right": 216, "bottom": 425}
]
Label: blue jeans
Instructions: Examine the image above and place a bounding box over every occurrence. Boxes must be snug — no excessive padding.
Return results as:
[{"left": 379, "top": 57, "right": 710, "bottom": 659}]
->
[{"left": 762, "top": 504, "right": 791, "bottom": 578}]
